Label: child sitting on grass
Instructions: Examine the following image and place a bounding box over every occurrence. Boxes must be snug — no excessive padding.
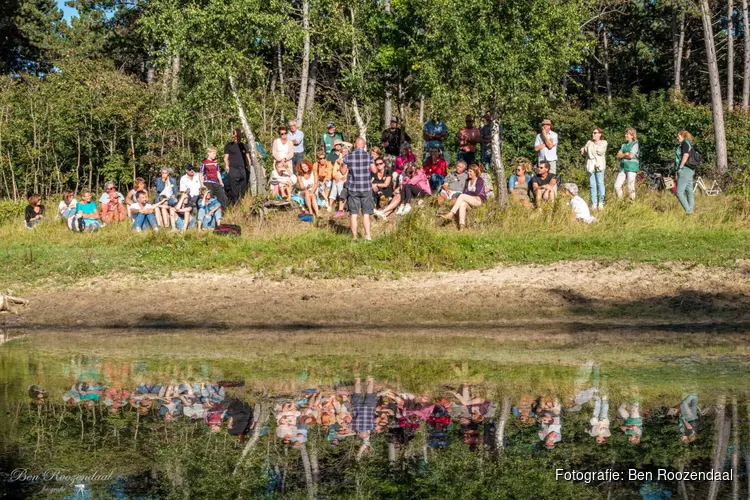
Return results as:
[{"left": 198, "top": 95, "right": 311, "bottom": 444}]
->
[
  {"left": 197, "top": 188, "right": 222, "bottom": 230},
  {"left": 562, "top": 183, "right": 596, "bottom": 224},
  {"left": 25, "top": 194, "right": 45, "bottom": 229},
  {"left": 270, "top": 160, "right": 295, "bottom": 201},
  {"left": 57, "top": 190, "right": 77, "bottom": 221},
  {"left": 174, "top": 191, "right": 196, "bottom": 232},
  {"left": 75, "top": 190, "right": 100, "bottom": 232}
]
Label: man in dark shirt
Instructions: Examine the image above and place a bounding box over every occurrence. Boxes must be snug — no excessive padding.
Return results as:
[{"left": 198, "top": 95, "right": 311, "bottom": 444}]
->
[
  {"left": 380, "top": 118, "right": 411, "bottom": 172},
  {"left": 532, "top": 160, "right": 558, "bottom": 205},
  {"left": 223, "top": 129, "right": 252, "bottom": 204},
  {"left": 344, "top": 137, "right": 375, "bottom": 241}
]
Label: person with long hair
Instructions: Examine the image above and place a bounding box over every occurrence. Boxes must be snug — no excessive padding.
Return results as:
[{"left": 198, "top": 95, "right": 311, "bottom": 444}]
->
[
  {"left": 297, "top": 159, "right": 320, "bottom": 217},
  {"left": 441, "top": 164, "right": 485, "bottom": 230},
  {"left": 581, "top": 127, "right": 608, "bottom": 209},
  {"left": 508, "top": 158, "right": 533, "bottom": 208},
  {"left": 614, "top": 128, "right": 639, "bottom": 200},
  {"left": 675, "top": 130, "right": 696, "bottom": 215}
]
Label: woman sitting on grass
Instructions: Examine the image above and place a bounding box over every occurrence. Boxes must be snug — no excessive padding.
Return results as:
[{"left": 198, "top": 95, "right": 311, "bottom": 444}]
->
[
  {"left": 57, "top": 190, "right": 77, "bottom": 221},
  {"left": 508, "top": 159, "right": 532, "bottom": 208},
  {"left": 396, "top": 163, "right": 431, "bottom": 216},
  {"left": 197, "top": 187, "right": 222, "bottom": 230},
  {"left": 173, "top": 192, "right": 196, "bottom": 231},
  {"left": 126, "top": 177, "right": 147, "bottom": 205},
  {"left": 440, "top": 164, "right": 485, "bottom": 230},
  {"left": 25, "top": 194, "right": 45, "bottom": 229},
  {"left": 153, "top": 168, "right": 178, "bottom": 226},
  {"left": 371, "top": 157, "right": 393, "bottom": 208},
  {"left": 75, "top": 190, "right": 101, "bottom": 232},
  {"left": 393, "top": 143, "right": 416, "bottom": 186},
  {"left": 313, "top": 150, "right": 334, "bottom": 204},
  {"left": 297, "top": 159, "right": 320, "bottom": 217}
]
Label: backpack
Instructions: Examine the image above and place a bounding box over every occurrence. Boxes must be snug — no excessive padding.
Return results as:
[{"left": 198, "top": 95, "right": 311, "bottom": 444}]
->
[
  {"left": 686, "top": 143, "right": 702, "bottom": 170},
  {"left": 214, "top": 223, "right": 241, "bottom": 236}
]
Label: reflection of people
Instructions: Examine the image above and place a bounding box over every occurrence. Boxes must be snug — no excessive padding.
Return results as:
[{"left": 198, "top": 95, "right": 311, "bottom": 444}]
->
[
  {"left": 352, "top": 377, "right": 376, "bottom": 457},
  {"left": 588, "top": 396, "right": 611, "bottom": 445},
  {"left": 669, "top": 394, "right": 699, "bottom": 444},
  {"left": 538, "top": 398, "right": 562, "bottom": 449},
  {"left": 619, "top": 400, "right": 643, "bottom": 445}
]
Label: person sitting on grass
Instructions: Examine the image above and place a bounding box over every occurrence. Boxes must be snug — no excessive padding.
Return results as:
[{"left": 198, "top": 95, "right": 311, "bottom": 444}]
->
[
  {"left": 57, "top": 190, "right": 77, "bottom": 221},
  {"left": 562, "top": 183, "right": 596, "bottom": 224},
  {"left": 197, "top": 187, "right": 222, "bottom": 230},
  {"left": 436, "top": 160, "right": 468, "bottom": 206},
  {"left": 297, "top": 159, "right": 320, "bottom": 217},
  {"left": 371, "top": 157, "right": 393, "bottom": 208},
  {"left": 532, "top": 160, "right": 557, "bottom": 206},
  {"left": 393, "top": 142, "right": 416, "bottom": 186},
  {"left": 424, "top": 147, "right": 448, "bottom": 193},
  {"left": 478, "top": 164, "right": 494, "bottom": 201},
  {"left": 329, "top": 163, "right": 349, "bottom": 217},
  {"left": 352, "top": 377, "right": 377, "bottom": 457},
  {"left": 129, "top": 190, "right": 159, "bottom": 232},
  {"left": 313, "top": 150, "right": 334, "bottom": 205},
  {"left": 619, "top": 399, "right": 643, "bottom": 445},
  {"left": 75, "top": 190, "right": 101, "bottom": 232},
  {"left": 126, "top": 178, "right": 147, "bottom": 206},
  {"left": 397, "top": 163, "right": 431, "bottom": 216},
  {"left": 588, "top": 395, "right": 611, "bottom": 445},
  {"left": 173, "top": 191, "right": 196, "bottom": 232},
  {"left": 154, "top": 167, "right": 178, "bottom": 226},
  {"left": 537, "top": 398, "right": 562, "bottom": 450},
  {"left": 373, "top": 183, "right": 402, "bottom": 221},
  {"left": 25, "top": 194, "right": 45, "bottom": 229},
  {"left": 270, "top": 160, "right": 295, "bottom": 201},
  {"left": 100, "top": 182, "right": 127, "bottom": 224},
  {"left": 154, "top": 195, "right": 177, "bottom": 230},
  {"left": 440, "top": 164, "right": 485, "bottom": 230},
  {"left": 508, "top": 159, "right": 533, "bottom": 208}
]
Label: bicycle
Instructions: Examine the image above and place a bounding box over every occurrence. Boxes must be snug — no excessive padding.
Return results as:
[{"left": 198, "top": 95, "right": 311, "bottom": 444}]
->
[
  {"left": 693, "top": 176, "right": 722, "bottom": 196},
  {"left": 635, "top": 164, "right": 672, "bottom": 191}
]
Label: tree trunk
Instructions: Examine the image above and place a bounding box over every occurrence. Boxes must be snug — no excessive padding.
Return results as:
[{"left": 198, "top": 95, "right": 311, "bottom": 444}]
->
[
  {"left": 495, "top": 397, "right": 511, "bottom": 453},
  {"left": 732, "top": 397, "right": 739, "bottom": 500},
  {"left": 352, "top": 98, "right": 368, "bottom": 142},
  {"left": 707, "top": 395, "right": 728, "bottom": 500},
  {"left": 743, "top": 0, "right": 750, "bottom": 109},
  {"left": 296, "top": 0, "right": 310, "bottom": 126},
  {"left": 305, "top": 60, "right": 317, "bottom": 112},
  {"left": 171, "top": 52, "right": 180, "bottom": 103},
  {"left": 700, "top": 0, "right": 729, "bottom": 174},
  {"left": 162, "top": 55, "right": 172, "bottom": 101},
  {"left": 233, "top": 403, "right": 270, "bottom": 474},
  {"left": 602, "top": 26, "right": 612, "bottom": 103},
  {"left": 729, "top": 0, "right": 735, "bottom": 110},
  {"left": 418, "top": 96, "right": 425, "bottom": 150},
  {"left": 310, "top": 444, "right": 320, "bottom": 488},
  {"left": 384, "top": 92, "right": 393, "bottom": 130},
  {"left": 229, "top": 75, "right": 267, "bottom": 196},
  {"left": 388, "top": 442, "right": 397, "bottom": 464},
  {"left": 673, "top": 7, "right": 685, "bottom": 96},
  {"left": 299, "top": 443, "right": 315, "bottom": 499},
  {"left": 491, "top": 118, "right": 508, "bottom": 207}
]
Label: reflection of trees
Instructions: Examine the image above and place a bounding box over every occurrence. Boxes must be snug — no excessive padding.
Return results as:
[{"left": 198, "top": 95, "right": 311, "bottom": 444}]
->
[{"left": 4, "top": 394, "right": 745, "bottom": 498}]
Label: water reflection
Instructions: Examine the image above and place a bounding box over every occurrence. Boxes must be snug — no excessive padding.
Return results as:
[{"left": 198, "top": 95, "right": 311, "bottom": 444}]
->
[{"left": 1, "top": 352, "right": 747, "bottom": 499}]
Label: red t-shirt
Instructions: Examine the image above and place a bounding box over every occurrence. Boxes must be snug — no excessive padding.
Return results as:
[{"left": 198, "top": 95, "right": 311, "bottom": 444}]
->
[
  {"left": 424, "top": 157, "right": 448, "bottom": 177},
  {"left": 201, "top": 159, "right": 221, "bottom": 184}
]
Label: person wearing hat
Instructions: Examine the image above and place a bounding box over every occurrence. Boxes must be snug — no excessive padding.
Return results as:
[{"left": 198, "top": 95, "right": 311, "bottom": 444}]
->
[
  {"left": 380, "top": 117, "right": 411, "bottom": 172},
  {"left": 562, "top": 182, "right": 596, "bottom": 224},
  {"left": 321, "top": 122, "right": 344, "bottom": 155},
  {"left": 534, "top": 119, "right": 558, "bottom": 174},
  {"left": 179, "top": 164, "right": 202, "bottom": 206}
]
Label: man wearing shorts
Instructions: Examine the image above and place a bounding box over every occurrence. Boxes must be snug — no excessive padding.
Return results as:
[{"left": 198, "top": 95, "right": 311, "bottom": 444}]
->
[
  {"left": 437, "top": 160, "right": 468, "bottom": 206},
  {"left": 343, "top": 138, "right": 375, "bottom": 241}
]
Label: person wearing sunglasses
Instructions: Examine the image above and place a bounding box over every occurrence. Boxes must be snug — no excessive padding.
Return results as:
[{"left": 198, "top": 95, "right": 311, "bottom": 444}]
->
[
  {"left": 581, "top": 127, "right": 608, "bottom": 210},
  {"left": 508, "top": 158, "right": 533, "bottom": 208},
  {"left": 272, "top": 126, "right": 295, "bottom": 167},
  {"left": 99, "top": 181, "right": 127, "bottom": 224}
]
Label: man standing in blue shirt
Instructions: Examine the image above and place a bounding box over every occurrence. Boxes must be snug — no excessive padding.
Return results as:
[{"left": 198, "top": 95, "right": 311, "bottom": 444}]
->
[
  {"left": 343, "top": 137, "right": 375, "bottom": 241},
  {"left": 288, "top": 120, "right": 305, "bottom": 168},
  {"left": 423, "top": 115, "right": 448, "bottom": 161}
]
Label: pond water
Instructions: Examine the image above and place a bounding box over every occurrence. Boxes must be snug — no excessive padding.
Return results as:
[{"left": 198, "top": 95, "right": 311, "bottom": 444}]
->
[{"left": 1, "top": 326, "right": 748, "bottom": 500}]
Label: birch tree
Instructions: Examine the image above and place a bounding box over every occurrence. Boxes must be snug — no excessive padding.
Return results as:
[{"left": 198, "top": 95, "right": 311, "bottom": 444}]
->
[{"left": 699, "top": 0, "right": 728, "bottom": 173}]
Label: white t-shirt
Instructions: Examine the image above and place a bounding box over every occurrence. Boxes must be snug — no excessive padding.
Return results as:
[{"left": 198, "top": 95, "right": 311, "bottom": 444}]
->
[
  {"left": 180, "top": 174, "right": 201, "bottom": 197},
  {"left": 534, "top": 131, "right": 558, "bottom": 162},
  {"left": 99, "top": 192, "right": 125, "bottom": 204},
  {"left": 129, "top": 202, "right": 153, "bottom": 215},
  {"left": 58, "top": 199, "right": 77, "bottom": 217},
  {"left": 570, "top": 196, "right": 596, "bottom": 224}
]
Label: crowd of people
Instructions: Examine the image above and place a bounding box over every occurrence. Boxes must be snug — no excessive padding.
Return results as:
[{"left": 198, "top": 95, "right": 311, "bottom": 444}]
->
[
  {"left": 23, "top": 116, "right": 701, "bottom": 236},
  {"left": 27, "top": 366, "right": 702, "bottom": 453}
]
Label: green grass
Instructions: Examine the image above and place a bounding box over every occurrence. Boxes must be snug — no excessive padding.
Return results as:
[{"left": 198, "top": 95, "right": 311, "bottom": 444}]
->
[{"left": 3, "top": 191, "right": 750, "bottom": 287}]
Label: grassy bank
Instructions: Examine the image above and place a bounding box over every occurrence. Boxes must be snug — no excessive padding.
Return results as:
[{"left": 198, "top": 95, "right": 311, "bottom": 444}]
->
[{"left": 2, "top": 191, "right": 750, "bottom": 287}]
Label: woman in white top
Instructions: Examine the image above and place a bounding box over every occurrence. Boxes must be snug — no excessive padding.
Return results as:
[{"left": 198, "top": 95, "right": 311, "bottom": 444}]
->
[
  {"left": 272, "top": 126, "right": 295, "bottom": 166},
  {"left": 297, "top": 159, "right": 320, "bottom": 217},
  {"left": 580, "top": 127, "right": 608, "bottom": 210}
]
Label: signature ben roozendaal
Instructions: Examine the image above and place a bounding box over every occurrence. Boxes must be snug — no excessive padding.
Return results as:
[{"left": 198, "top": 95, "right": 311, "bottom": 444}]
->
[{"left": 9, "top": 468, "right": 117, "bottom": 486}]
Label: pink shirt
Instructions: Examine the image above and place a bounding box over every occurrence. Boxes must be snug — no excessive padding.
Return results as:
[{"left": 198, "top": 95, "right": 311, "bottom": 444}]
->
[
  {"left": 459, "top": 128, "right": 480, "bottom": 152},
  {"left": 394, "top": 151, "right": 416, "bottom": 173},
  {"left": 404, "top": 168, "right": 431, "bottom": 194}
]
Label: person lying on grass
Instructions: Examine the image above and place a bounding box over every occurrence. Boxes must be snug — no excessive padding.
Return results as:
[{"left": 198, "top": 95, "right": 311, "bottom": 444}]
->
[
  {"left": 436, "top": 160, "right": 468, "bottom": 207},
  {"left": 173, "top": 191, "right": 196, "bottom": 232},
  {"left": 129, "top": 190, "right": 159, "bottom": 232},
  {"left": 297, "top": 159, "right": 320, "bottom": 217},
  {"left": 532, "top": 160, "right": 557, "bottom": 206},
  {"left": 197, "top": 187, "right": 222, "bottom": 230},
  {"left": 440, "top": 164, "right": 486, "bottom": 231},
  {"left": 562, "top": 183, "right": 596, "bottom": 224},
  {"left": 75, "top": 190, "right": 101, "bottom": 232},
  {"left": 24, "top": 194, "right": 45, "bottom": 229}
]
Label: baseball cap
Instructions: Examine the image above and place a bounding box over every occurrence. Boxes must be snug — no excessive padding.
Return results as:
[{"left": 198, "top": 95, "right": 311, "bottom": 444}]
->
[
  {"left": 541, "top": 119, "right": 552, "bottom": 126},
  {"left": 390, "top": 117, "right": 399, "bottom": 123},
  {"left": 327, "top": 121, "right": 336, "bottom": 129},
  {"left": 563, "top": 183, "right": 578, "bottom": 196},
  {"left": 185, "top": 163, "right": 195, "bottom": 172},
  {"left": 333, "top": 139, "right": 342, "bottom": 146}
]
